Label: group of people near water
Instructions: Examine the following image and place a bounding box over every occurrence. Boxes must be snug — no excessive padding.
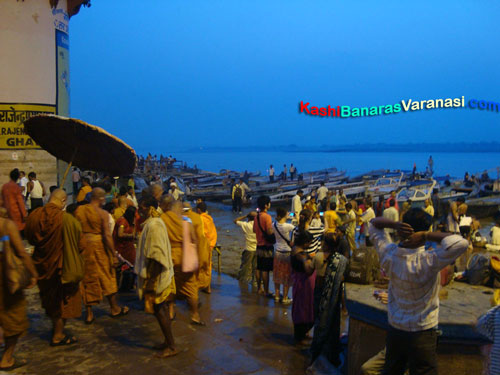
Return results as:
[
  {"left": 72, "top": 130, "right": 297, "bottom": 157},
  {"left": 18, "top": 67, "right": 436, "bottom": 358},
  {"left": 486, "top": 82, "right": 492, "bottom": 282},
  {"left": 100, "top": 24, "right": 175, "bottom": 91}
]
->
[
  {"left": 0, "top": 167, "right": 218, "bottom": 370},
  {"left": 1, "top": 165, "right": 499, "bottom": 374},
  {"left": 233, "top": 181, "right": 499, "bottom": 374}
]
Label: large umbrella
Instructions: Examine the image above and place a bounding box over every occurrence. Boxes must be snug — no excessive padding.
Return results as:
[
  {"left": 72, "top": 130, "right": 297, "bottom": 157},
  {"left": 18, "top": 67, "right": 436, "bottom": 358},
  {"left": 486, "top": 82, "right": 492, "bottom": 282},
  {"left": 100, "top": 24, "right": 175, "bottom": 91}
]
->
[{"left": 24, "top": 115, "right": 137, "bottom": 183}]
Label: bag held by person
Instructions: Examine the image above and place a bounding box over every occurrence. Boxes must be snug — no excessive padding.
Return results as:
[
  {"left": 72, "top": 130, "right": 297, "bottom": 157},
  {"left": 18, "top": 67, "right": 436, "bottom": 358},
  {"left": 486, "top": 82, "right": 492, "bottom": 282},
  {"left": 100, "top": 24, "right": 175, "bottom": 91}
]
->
[
  {"left": 182, "top": 217, "right": 199, "bottom": 272},
  {"left": 2, "top": 236, "right": 31, "bottom": 294},
  {"left": 257, "top": 212, "right": 276, "bottom": 244}
]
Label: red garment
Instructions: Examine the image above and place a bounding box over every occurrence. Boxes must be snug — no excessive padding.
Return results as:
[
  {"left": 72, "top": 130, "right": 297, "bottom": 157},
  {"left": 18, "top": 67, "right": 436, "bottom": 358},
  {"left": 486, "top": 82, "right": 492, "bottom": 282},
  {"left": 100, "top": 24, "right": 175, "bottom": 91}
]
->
[
  {"left": 384, "top": 197, "right": 399, "bottom": 211},
  {"left": 113, "top": 217, "right": 136, "bottom": 265},
  {"left": 1, "top": 181, "right": 26, "bottom": 230},
  {"left": 253, "top": 211, "right": 273, "bottom": 246}
]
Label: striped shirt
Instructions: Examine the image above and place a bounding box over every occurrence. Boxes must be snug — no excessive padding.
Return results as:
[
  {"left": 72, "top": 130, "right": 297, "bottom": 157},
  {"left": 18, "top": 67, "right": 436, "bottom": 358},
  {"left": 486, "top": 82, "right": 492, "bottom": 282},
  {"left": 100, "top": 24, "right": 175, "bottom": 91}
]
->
[
  {"left": 477, "top": 305, "right": 500, "bottom": 375},
  {"left": 292, "top": 226, "right": 324, "bottom": 255},
  {"left": 369, "top": 226, "right": 468, "bottom": 332}
]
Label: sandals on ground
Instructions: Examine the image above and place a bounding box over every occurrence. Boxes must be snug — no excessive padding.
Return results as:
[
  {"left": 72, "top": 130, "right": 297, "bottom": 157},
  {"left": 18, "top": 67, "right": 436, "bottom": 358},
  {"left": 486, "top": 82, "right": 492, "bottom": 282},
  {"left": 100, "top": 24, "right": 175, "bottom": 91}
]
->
[
  {"left": 50, "top": 335, "right": 78, "bottom": 347},
  {"left": 110, "top": 306, "right": 130, "bottom": 318}
]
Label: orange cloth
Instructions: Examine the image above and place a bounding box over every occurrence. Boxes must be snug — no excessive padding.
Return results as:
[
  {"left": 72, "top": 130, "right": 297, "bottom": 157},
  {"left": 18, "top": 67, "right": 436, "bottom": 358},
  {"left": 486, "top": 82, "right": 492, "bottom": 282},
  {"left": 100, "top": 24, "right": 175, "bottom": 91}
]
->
[
  {"left": 324, "top": 210, "right": 341, "bottom": 233},
  {"left": 1, "top": 181, "right": 26, "bottom": 231},
  {"left": 25, "top": 203, "right": 81, "bottom": 319},
  {"left": 160, "top": 211, "right": 198, "bottom": 300},
  {"left": 201, "top": 213, "right": 217, "bottom": 248},
  {"left": 199, "top": 212, "right": 217, "bottom": 289},
  {"left": 113, "top": 206, "right": 126, "bottom": 221},
  {"left": 76, "top": 185, "right": 92, "bottom": 203},
  {"left": 0, "top": 219, "right": 28, "bottom": 337},
  {"left": 185, "top": 210, "right": 210, "bottom": 282},
  {"left": 76, "top": 204, "right": 117, "bottom": 305}
]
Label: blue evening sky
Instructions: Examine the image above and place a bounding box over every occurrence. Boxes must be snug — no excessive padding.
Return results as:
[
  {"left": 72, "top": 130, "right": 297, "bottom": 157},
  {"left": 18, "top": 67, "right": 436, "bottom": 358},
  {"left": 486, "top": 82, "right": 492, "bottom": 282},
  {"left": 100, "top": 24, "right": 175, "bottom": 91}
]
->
[{"left": 70, "top": 1, "right": 500, "bottom": 154}]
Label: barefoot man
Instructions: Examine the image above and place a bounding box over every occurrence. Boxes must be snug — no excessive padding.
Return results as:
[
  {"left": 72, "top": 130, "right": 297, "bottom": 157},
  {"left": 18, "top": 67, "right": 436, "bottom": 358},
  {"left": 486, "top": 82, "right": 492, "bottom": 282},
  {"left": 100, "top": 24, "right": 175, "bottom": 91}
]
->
[
  {"left": 0, "top": 197, "right": 37, "bottom": 371},
  {"left": 25, "top": 189, "right": 83, "bottom": 346},
  {"left": 75, "top": 188, "right": 128, "bottom": 323},
  {"left": 136, "top": 195, "right": 178, "bottom": 358}
]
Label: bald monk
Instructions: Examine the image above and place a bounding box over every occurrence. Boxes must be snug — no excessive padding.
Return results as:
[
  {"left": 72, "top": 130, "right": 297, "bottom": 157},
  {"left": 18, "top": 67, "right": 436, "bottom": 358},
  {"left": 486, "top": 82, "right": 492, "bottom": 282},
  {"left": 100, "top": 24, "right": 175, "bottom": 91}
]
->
[
  {"left": 196, "top": 202, "right": 217, "bottom": 293},
  {"left": 75, "top": 188, "right": 129, "bottom": 323},
  {"left": 0, "top": 196, "right": 37, "bottom": 370},
  {"left": 1, "top": 169, "right": 27, "bottom": 232},
  {"left": 25, "top": 189, "right": 82, "bottom": 346},
  {"left": 160, "top": 196, "right": 203, "bottom": 325},
  {"left": 113, "top": 197, "right": 128, "bottom": 221}
]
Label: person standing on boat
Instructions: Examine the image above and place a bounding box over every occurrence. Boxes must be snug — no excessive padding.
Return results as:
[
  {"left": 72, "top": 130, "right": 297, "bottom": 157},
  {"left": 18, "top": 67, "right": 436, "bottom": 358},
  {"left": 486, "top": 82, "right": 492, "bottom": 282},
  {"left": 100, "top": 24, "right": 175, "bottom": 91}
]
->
[
  {"left": 290, "top": 164, "right": 297, "bottom": 180},
  {"left": 291, "top": 190, "right": 304, "bottom": 223},
  {"left": 428, "top": 156, "right": 434, "bottom": 175},
  {"left": 269, "top": 165, "right": 275, "bottom": 183},
  {"left": 283, "top": 165, "right": 288, "bottom": 181}
]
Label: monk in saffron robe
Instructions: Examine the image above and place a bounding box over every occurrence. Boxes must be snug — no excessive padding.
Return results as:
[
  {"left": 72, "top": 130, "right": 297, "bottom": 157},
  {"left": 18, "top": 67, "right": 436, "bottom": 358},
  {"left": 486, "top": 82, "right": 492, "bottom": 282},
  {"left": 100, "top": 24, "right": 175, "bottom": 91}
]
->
[
  {"left": 1, "top": 169, "right": 27, "bottom": 232},
  {"left": 136, "top": 195, "right": 178, "bottom": 358},
  {"left": 25, "top": 189, "right": 81, "bottom": 346},
  {"left": 196, "top": 202, "right": 217, "bottom": 293},
  {"left": 75, "top": 188, "right": 129, "bottom": 323},
  {"left": 160, "top": 197, "right": 203, "bottom": 325},
  {"left": 183, "top": 203, "right": 210, "bottom": 291},
  {"left": 0, "top": 197, "right": 37, "bottom": 370}
]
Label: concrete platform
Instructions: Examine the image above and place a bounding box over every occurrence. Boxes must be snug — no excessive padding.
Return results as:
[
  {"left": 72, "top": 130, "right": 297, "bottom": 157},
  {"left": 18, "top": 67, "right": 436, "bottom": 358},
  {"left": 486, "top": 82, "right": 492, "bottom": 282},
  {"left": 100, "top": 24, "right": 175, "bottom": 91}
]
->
[{"left": 10, "top": 273, "right": 310, "bottom": 375}]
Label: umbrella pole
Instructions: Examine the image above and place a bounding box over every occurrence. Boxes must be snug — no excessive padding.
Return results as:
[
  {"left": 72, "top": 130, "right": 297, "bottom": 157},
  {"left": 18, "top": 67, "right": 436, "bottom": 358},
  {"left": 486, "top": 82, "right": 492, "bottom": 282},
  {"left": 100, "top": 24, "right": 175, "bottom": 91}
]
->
[
  {"left": 60, "top": 147, "right": 79, "bottom": 186},
  {"left": 61, "top": 161, "right": 73, "bottom": 187}
]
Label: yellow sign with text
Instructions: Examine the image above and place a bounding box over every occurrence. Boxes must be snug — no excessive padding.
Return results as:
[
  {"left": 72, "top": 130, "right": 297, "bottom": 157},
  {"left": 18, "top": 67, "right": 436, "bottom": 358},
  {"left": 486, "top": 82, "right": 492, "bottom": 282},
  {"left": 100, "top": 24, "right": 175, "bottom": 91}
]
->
[{"left": 0, "top": 103, "right": 56, "bottom": 149}]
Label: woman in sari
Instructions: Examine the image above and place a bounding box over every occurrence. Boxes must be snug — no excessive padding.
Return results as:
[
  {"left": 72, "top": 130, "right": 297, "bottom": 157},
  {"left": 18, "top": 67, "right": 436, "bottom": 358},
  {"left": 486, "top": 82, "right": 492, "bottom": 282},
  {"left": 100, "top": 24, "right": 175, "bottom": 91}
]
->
[
  {"left": 113, "top": 206, "right": 136, "bottom": 265},
  {"left": 309, "top": 231, "right": 349, "bottom": 371},
  {"left": 291, "top": 230, "right": 315, "bottom": 344}
]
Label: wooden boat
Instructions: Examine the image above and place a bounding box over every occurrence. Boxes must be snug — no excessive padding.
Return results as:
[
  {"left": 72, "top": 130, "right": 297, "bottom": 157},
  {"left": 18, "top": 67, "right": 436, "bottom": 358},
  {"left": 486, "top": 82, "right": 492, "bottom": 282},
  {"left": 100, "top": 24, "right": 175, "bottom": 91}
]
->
[
  {"left": 466, "top": 196, "right": 500, "bottom": 219},
  {"left": 367, "top": 173, "right": 405, "bottom": 197},
  {"left": 396, "top": 179, "right": 437, "bottom": 207}
]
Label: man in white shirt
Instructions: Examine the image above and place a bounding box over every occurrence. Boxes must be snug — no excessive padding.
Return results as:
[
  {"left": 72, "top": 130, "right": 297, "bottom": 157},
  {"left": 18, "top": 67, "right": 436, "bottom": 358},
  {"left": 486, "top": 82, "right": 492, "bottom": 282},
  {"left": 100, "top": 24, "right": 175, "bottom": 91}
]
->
[
  {"left": 369, "top": 209, "right": 468, "bottom": 375},
  {"left": 383, "top": 199, "right": 400, "bottom": 242},
  {"left": 19, "top": 170, "right": 29, "bottom": 199},
  {"left": 316, "top": 182, "right": 328, "bottom": 202},
  {"left": 359, "top": 201, "right": 376, "bottom": 246},
  {"left": 291, "top": 190, "right": 304, "bottom": 222},
  {"left": 269, "top": 165, "right": 275, "bottom": 183},
  {"left": 234, "top": 212, "right": 257, "bottom": 284}
]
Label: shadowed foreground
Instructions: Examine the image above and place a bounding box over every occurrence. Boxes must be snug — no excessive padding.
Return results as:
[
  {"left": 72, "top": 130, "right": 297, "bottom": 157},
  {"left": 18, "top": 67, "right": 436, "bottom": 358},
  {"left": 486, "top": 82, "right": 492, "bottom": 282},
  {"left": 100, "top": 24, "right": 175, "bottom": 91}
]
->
[{"left": 11, "top": 273, "right": 309, "bottom": 375}]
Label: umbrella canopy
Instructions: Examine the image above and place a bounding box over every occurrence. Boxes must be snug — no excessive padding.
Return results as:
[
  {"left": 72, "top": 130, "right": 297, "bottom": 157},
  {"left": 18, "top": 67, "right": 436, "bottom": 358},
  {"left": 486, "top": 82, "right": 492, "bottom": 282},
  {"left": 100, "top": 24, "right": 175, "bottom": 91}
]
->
[{"left": 24, "top": 115, "right": 137, "bottom": 176}]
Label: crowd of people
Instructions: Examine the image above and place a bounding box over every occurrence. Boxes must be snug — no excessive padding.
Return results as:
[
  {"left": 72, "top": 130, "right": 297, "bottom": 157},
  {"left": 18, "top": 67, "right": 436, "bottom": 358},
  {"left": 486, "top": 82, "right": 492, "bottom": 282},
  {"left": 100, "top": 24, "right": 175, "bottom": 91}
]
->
[
  {"left": 1, "top": 165, "right": 499, "bottom": 374},
  {"left": 0, "top": 168, "right": 218, "bottom": 370},
  {"left": 232, "top": 181, "right": 497, "bottom": 374}
]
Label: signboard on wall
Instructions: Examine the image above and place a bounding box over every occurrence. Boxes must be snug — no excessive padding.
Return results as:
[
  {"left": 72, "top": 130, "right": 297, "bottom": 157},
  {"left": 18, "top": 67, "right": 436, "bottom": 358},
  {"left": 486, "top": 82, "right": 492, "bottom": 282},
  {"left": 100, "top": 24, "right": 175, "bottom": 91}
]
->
[{"left": 0, "top": 103, "right": 56, "bottom": 149}]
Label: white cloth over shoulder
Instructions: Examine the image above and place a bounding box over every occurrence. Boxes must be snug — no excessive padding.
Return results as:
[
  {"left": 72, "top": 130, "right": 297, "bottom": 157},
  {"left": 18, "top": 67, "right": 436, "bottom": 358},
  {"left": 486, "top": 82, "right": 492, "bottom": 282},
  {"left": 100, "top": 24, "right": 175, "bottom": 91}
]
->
[{"left": 135, "top": 217, "right": 174, "bottom": 300}]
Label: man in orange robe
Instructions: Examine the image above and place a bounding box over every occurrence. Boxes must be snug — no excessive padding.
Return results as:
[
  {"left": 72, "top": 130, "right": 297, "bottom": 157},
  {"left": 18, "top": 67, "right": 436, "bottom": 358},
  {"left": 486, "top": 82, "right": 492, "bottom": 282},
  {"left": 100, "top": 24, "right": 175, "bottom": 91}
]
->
[
  {"left": 160, "top": 197, "right": 204, "bottom": 325},
  {"left": 75, "top": 188, "right": 128, "bottom": 323},
  {"left": 25, "top": 189, "right": 82, "bottom": 346},
  {"left": 196, "top": 202, "right": 217, "bottom": 293},
  {"left": 1, "top": 169, "right": 27, "bottom": 232}
]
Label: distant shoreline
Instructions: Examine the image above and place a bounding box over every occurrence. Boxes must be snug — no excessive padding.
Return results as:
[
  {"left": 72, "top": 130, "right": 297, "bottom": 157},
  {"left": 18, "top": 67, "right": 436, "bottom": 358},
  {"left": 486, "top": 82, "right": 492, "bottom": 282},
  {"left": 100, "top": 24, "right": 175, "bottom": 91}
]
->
[{"left": 184, "top": 143, "right": 500, "bottom": 154}]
